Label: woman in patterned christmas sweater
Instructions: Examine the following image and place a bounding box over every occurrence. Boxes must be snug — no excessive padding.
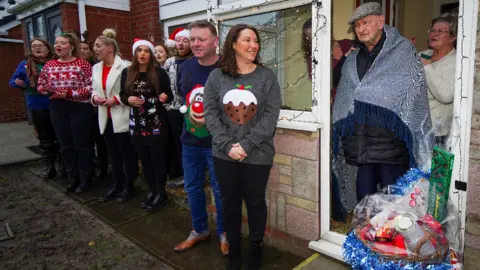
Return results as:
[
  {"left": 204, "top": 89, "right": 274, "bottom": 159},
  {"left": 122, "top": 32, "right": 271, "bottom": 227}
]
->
[
  {"left": 38, "top": 32, "right": 94, "bottom": 194},
  {"left": 119, "top": 39, "right": 173, "bottom": 212}
]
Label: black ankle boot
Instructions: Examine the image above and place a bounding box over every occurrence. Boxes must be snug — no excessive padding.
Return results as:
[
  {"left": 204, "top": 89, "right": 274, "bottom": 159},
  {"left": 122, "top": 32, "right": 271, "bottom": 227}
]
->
[
  {"left": 75, "top": 177, "right": 91, "bottom": 194},
  {"left": 57, "top": 157, "right": 66, "bottom": 178},
  {"left": 117, "top": 185, "right": 134, "bottom": 203},
  {"left": 140, "top": 192, "right": 156, "bottom": 209},
  {"left": 92, "top": 169, "right": 108, "bottom": 181},
  {"left": 41, "top": 159, "right": 56, "bottom": 180},
  {"left": 65, "top": 175, "right": 79, "bottom": 193},
  {"left": 98, "top": 186, "right": 121, "bottom": 202},
  {"left": 245, "top": 242, "right": 263, "bottom": 270},
  {"left": 145, "top": 194, "right": 168, "bottom": 212}
]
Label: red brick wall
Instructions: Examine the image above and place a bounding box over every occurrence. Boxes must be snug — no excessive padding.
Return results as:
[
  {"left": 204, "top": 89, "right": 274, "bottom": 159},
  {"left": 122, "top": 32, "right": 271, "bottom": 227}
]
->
[
  {"left": 0, "top": 25, "right": 28, "bottom": 122},
  {"left": 61, "top": 3, "right": 133, "bottom": 60},
  {"left": 130, "top": 0, "right": 162, "bottom": 45}
]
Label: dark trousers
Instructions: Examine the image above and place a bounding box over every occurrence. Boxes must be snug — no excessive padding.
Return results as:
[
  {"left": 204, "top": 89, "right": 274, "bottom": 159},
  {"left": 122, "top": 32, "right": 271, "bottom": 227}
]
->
[
  {"left": 135, "top": 142, "right": 167, "bottom": 197},
  {"left": 92, "top": 111, "right": 109, "bottom": 172},
  {"left": 31, "top": 109, "right": 58, "bottom": 159},
  {"left": 104, "top": 119, "right": 138, "bottom": 190},
  {"left": 165, "top": 109, "right": 184, "bottom": 178},
  {"left": 356, "top": 163, "right": 409, "bottom": 201},
  {"left": 214, "top": 158, "right": 271, "bottom": 270},
  {"left": 50, "top": 100, "right": 93, "bottom": 180}
]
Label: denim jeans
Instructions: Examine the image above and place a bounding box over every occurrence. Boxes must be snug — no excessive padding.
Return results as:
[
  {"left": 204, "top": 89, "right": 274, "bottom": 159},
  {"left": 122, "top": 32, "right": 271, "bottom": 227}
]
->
[
  {"left": 50, "top": 100, "right": 93, "bottom": 180},
  {"left": 182, "top": 144, "right": 224, "bottom": 235}
]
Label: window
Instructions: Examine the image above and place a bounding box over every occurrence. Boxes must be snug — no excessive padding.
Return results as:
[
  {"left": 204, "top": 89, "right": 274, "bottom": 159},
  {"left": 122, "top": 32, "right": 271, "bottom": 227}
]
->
[
  {"left": 219, "top": 5, "right": 312, "bottom": 111},
  {"left": 23, "top": 7, "right": 61, "bottom": 45}
]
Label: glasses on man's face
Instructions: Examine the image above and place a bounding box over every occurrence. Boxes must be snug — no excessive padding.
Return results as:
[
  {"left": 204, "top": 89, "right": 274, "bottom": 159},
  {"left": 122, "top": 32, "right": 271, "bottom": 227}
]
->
[
  {"left": 428, "top": 29, "right": 450, "bottom": 35},
  {"left": 32, "top": 44, "right": 46, "bottom": 49}
]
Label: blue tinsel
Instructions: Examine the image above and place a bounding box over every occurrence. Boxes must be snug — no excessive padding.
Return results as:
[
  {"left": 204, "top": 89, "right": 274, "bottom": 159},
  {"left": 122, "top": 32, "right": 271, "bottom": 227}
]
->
[{"left": 342, "top": 168, "right": 454, "bottom": 270}]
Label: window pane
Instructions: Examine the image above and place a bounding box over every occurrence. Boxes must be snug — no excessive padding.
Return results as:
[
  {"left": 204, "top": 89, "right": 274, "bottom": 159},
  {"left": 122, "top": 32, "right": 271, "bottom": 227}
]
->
[
  {"left": 27, "top": 22, "right": 34, "bottom": 42},
  {"left": 35, "top": 16, "right": 46, "bottom": 39},
  {"left": 219, "top": 5, "right": 312, "bottom": 111}
]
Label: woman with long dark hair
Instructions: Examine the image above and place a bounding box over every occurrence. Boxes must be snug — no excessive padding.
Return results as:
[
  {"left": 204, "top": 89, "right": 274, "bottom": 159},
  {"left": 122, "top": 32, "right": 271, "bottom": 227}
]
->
[
  {"left": 204, "top": 24, "right": 281, "bottom": 270},
  {"left": 92, "top": 29, "right": 138, "bottom": 203},
  {"left": 38, "top": 32, "right": 94, "bottom": 194},
  {"left": 119, "top": 38, "right": 173, "bottom": 212},
  {"left": 9, "top": 38, "right": 64, "bottom": 179}
]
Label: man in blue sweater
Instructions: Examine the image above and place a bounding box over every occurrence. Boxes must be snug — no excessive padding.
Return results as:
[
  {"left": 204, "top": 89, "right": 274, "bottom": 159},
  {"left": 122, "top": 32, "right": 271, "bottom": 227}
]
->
[{"left": 173, "top": 20, "right": 228, "bottom": 256}]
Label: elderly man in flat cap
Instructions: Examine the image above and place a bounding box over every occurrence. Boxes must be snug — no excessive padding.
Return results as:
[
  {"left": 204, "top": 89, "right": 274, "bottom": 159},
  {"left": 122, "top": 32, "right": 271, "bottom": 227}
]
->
[{"left": 331, "top": 2, "right": 434, "bottom": 211}]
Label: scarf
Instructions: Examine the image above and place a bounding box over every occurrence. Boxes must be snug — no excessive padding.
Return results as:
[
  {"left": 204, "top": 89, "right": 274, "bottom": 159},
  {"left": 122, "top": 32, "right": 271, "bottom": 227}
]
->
[
  {"left": 332, "top": 25, "right": 434, "bottom": 213},
  {"left": 26, "top": 54, "right": 50, "bottom": 88}
]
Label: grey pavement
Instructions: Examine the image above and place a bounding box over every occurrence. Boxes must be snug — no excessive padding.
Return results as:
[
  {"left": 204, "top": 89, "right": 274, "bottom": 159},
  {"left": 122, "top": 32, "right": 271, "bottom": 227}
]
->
[{"left": 0, "top": 121, "right": 42, "bottom": 166}]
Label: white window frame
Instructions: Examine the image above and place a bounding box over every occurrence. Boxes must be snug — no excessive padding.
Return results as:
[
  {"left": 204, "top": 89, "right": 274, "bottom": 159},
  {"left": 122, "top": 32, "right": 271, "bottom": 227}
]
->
[
  {"left": 209, "top": 0, "right": 328, "bottom": 132},
  {"left": 162, "top": 11, "right": 208, "bottom": 44}
]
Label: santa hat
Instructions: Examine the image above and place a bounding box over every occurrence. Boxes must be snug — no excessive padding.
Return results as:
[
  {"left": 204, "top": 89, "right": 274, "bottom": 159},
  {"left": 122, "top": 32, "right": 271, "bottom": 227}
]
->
[
  {"left": 132, "top": 38, "right": 155, "bottom": 55},
  {"left": 166, "top": 27, "right": 190, "bottom": 48},
  {"left": 180, "top": 84, "right": 204, "bottom": 114}
]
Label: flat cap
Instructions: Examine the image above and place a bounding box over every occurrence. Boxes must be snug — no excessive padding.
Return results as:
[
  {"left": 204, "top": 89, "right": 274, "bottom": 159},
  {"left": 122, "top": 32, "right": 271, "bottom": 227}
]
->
[{"left": 348, "top": 2, "right": 383, "bottom": 25}]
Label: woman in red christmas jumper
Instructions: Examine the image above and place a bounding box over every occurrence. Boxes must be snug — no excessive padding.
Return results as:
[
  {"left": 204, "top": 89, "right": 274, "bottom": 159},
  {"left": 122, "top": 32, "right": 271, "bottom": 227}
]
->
[
  {"left": 38, "top": 32, "right": 94, "bottom": 194},
  {"left": 119, "top": 39, "right": 173, "bottom": 212},
  {"left": 92, "top": 29, "right": 138, "bottom": 203}
]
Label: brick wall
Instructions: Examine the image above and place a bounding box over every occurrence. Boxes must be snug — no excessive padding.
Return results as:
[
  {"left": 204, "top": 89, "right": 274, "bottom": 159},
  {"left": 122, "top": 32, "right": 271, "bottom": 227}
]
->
[
  {"left": 130, "top": 0, "right": 162, "bottom": 44},
  {"left": 60, "top": 3, "right": 132, "bottom": 60},
  {"left": 0, "top": 25, "right": 28, "bottom": 123},
  {"left": 465, "top": 3, "right": 480, "bottom": 250}
]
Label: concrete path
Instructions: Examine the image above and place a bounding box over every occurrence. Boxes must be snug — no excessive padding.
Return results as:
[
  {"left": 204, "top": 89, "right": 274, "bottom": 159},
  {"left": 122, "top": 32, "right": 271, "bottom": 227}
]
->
[{"left": 0, "top": 121, "right": 42, "bottom": 166}]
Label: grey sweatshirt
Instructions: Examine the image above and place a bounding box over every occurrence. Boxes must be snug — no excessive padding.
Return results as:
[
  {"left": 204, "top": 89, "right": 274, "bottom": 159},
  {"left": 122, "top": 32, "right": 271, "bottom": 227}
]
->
[{"left": 204, "top": 66, "right": 281, "bottom": 165}]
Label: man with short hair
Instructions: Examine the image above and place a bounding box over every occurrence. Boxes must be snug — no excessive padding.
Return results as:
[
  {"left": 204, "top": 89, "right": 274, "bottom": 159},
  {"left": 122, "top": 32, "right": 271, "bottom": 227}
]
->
[
  {"left": 173, "top": 20, "right": 228, "bottom": 256},
  {"left": 164, "top": 28, "right": 193, "bottom": 188},
  {"left": 332, "top": 2, "right": 434, "bottom": 209}
]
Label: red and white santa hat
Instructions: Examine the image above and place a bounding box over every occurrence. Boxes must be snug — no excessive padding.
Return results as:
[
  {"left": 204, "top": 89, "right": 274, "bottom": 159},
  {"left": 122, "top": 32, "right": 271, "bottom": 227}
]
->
[
  {"left": 165, "top": 27, "right": 190, "bottom": 48},
  {"left": 132, "top": 38, "right": 155, "bottom": 55},
  {"left": 180, "top": 84, "right": 204, "bottom": 114}
]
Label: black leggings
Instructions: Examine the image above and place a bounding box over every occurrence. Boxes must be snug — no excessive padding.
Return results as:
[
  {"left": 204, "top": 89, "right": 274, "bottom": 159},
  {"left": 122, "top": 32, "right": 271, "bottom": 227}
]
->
[
  {"left": 31, "top": 109, "right": 58, "bottom": 159},
  {"left": 134, "top": 142, "right": 167, "bottom": 198},
  {"left": 214, "top": 158, "right": 271, "bottom": 269}
]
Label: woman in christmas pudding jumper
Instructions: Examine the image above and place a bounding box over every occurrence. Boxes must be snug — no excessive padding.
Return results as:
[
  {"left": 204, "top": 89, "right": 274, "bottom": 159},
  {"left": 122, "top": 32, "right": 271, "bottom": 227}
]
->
[
  {"left": 204, "top": 24, "right": 281, "bottom": 270},
  {"left": 119, "top": 38, "right": 173, "bottom": 212},
  {"left": 91, "top": 29, "right": 138, "bottom": 203},
  {"left": 9, "top": 38, "right": 64, "bottom": 179},
  {"left": 38, "top": 32, "right": 94, "bottom": 194}
]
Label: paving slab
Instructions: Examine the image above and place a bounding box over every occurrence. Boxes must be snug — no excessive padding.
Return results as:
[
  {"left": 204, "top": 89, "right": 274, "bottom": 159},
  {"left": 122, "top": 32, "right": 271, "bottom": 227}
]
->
[
  {"left": 0, "top": 121, "right": 42, "bottom": 166},
  {"left": 294, "top": 253, "right": 349, "bottom": 270},
  {"left": 119, "top": 207, "right": 304, "bottom": 270},
  {"left": 85, "top": 191, "right": 153, "bottom": 227}
]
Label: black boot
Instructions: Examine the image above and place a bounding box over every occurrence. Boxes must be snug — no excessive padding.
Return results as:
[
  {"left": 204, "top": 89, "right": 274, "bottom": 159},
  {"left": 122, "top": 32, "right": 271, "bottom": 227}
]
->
[
  {"left": 41, "top": 158, "right": 56, "bottom": 180},
  {"left": 57, "top": 155, "right": 66, "bottom": 178},
  {"left": 145, "top": 194, "right": 168, "bottom": 212},
  {"left": 245, "top": 242, "right": 263, "bottom": 270},
  {"left": 98, "top": 186, "right": 121, "bottom": 202},
  {"left": 117, "top": 184, "right": 134, "bottom": 203},
  {"left": 140, "top": 192, "right": 156, "bottom": 209},
  {"left": 92, "top": 169, "right": 108, "bottom": 181},
  {"left": 65, "top": 175, "right": 79, "bottom": 193},
  {"left": 75, "top": 176, "right": 92, "bottom": 194}
]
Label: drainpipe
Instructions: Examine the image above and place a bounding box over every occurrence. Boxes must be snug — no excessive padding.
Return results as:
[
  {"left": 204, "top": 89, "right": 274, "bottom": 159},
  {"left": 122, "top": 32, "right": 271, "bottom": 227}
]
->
[{"left": 78, "top": 0, "right": 87, "bottom": 40}]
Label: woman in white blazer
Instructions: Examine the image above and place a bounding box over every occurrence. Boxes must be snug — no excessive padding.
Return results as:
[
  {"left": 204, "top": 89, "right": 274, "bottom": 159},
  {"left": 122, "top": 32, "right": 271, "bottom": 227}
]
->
[{"left": 91, "top": 29, "right": 138, "bottom": 203}]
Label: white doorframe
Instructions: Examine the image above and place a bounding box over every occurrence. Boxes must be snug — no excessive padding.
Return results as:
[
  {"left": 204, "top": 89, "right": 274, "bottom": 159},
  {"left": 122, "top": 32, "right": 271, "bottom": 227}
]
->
[{"left": 309, "top": 0, "right": 478, "bottom": 262}]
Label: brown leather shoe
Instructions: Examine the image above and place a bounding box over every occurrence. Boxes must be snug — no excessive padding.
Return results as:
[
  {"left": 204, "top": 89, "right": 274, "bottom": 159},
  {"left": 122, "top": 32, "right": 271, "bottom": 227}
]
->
[
  {"left": 220, "top": 232, "right": 229, "bottom": 256},
  {"left": 174, "top": 230, "right": 210, "bottom": 252}
]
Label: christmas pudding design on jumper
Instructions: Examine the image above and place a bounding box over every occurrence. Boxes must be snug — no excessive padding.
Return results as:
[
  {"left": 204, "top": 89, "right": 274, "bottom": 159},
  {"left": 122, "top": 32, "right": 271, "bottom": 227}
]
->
[
  {"left": 223, "top": 84, "right": 258, "bottom": 124},
  {"left": 179, "top": 84, "right": 209, "bottom": 138}
]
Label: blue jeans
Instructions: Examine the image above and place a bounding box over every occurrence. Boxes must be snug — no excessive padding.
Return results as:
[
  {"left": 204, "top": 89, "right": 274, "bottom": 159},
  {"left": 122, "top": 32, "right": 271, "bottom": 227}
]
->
[{"left": 182, "top": 144, "right": 224, "bottom": 235}]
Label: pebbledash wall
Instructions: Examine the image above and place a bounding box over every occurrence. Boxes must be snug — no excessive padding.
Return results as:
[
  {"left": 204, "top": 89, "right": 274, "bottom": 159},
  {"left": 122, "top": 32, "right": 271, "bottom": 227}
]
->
[{"left": 465, "top": 1, "right": 480, "bottom": 252}]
